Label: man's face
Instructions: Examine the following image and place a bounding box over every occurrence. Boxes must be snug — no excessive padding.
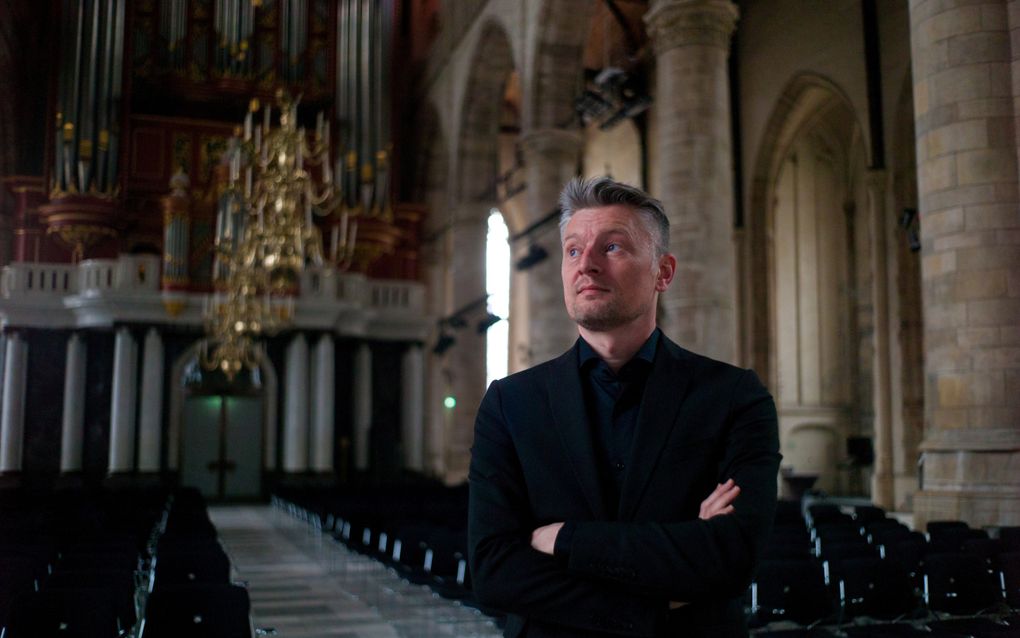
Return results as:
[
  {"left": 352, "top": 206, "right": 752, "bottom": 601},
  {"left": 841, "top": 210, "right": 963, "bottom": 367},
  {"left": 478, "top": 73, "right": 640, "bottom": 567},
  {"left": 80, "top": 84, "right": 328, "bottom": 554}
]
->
[{"left": 560, "top": 205, "right": 672, "bottom": 333}]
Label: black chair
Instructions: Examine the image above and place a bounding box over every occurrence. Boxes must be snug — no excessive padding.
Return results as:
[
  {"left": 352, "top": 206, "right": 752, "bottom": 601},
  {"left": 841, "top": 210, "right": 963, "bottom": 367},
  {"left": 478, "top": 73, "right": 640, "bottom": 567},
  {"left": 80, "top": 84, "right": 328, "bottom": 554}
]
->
[
  {"left": 852, "top": 505, "right": 887, "bottom": 524},
  {"left": 924, "top": 552, "right": 1003, "bottom": 615},
  {"left": 1001, "top": 551, "right": 1020, "bottom": 609},
  {"left": 750, "top": 559, "right": 834, "bottom": 626},
  {"left": 0, "top": 556, "right": 41, "bottom": 631},
  {"left": 1000, "top": 527, "right": 1020, "bottom": 553},
  {"left": 44, "top": 568, "right": 138, "bottom": 631},
  {"left": 928, "top": 525, "right": 985, "bottom": 554},
  {"left": 150, "top": 546, "right": 231, "bottom": 591},
  {"left": 4, "top": 588, "right": 121, "bottom": 638},
  {"left": 962, "top": 538, "right": 1004, "bottom": 569},
  {"left": 140, "top": 583, "right": 252, "bottom": 638},
  {"left": 807, "top": 504, "right": 848, "bottom": 527},
  {"left": 836, "top": 557, "right": 918, "bottom": 621},
  {"left": 883, "top": 535, "right": 928, "bottom": 589}
]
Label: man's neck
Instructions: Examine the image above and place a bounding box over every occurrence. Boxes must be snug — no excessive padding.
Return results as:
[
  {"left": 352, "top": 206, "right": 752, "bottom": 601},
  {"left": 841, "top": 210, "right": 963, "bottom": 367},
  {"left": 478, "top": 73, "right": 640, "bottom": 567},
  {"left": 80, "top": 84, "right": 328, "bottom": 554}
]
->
[{"left": 578, "top": 319, "right": 657, "bottom": 374}]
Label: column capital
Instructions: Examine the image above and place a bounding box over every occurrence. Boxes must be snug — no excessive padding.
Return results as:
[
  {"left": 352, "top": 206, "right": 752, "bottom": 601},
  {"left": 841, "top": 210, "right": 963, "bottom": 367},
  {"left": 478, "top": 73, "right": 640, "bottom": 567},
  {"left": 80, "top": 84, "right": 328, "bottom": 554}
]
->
[
  {"left": 518, "top": 128, "right": 584, "bottom": 159},
  {"left": 645, "top": 0, "right": 738, "bottom": 55}
]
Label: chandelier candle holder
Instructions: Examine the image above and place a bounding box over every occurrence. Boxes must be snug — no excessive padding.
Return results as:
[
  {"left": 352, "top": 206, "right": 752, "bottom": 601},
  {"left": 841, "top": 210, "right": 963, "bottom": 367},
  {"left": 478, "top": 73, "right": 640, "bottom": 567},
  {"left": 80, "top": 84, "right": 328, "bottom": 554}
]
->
[{"left": 203, "top": 91, "right": 357, "bottom": 380}]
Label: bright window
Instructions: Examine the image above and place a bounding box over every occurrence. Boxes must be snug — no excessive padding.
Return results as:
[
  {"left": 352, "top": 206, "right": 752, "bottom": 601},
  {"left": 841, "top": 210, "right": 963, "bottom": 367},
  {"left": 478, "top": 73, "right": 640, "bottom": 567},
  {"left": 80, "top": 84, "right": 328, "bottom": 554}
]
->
[{"left": 486, "top": 209, "right": 510, "bottom": 385}]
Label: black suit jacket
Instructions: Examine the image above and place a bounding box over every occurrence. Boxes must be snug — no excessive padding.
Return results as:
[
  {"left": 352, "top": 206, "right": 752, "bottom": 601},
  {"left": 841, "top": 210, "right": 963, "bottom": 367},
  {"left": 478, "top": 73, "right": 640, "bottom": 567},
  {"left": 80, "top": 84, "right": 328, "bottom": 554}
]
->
[{"left": 468, "top": 334, "right": 781, "bottom": 637}]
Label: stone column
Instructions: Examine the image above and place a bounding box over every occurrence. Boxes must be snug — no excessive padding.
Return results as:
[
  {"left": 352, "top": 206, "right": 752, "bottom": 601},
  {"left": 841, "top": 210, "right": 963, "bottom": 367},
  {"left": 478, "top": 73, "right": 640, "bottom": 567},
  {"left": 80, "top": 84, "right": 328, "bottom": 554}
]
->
[
  {"left": 866, "top": 171, "right": 895, "bottom": 509},
  {"left": 108, "top": 327, "right": 138, "bottom": 473},
  {"left": 0, "top": 332, "right": 28, "bottom": 472},
  {"left": 353, "top": 343, "right": 373, "bottom": 471},
  {"left": 401, "top": 344, "right": 425, "bottom": 471},
  {"left": 446, "top": 210, "right": 488, "bottom": 481},
  {"left": 645, "top": 0, "right": 738, "bottom": 362},
  {"left": 137, "top": 328, "right": 164, "bottom": 472},
  {"left": 909, "top": 0, "right": 1020, "bottom": 527},
  {"left": 283, "top": 333, "right": 310, "bottom": 472},
  {"left": 517, "top": 129, "right": 583, "bottom": 367},
  {"left": 311, "top": 334, "right": 335, "bottom": 472},
  {"left": 60, "top": 332, "right": 87, "bottom": 472}
]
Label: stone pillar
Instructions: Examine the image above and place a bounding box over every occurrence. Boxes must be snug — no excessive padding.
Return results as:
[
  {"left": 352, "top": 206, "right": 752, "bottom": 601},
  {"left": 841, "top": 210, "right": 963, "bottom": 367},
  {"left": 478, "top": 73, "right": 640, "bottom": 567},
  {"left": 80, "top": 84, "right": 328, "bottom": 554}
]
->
[
  {"left": 867, "top": 171, "right": 895, "bottom": 509},
  {"left": 517, "top": 129, "right": 583, "bottom": 367},
  {"left": 353, "top": 343, "right": 372, "bottom": 471},
  {"left": 137, "top": 328, "right": 164, "bottom": 472},
  {"left": 645, "top": 0, "right": 738, "bottom": 362},
  {"left": 401, "top": 344, "right": 425, "bottom": 471},
  {"left": 311, "top": 334, "right": 335, "bottom": 472},
  {"left": 0, "top": 332, "right": 28, "bottom": 472},
  {"left": 909, "top": 0, "right": 1020, "bottom": 527},
  {"left": 60, "top": 333, "right": 87, "bottom": 472},
  {"left": 283, "top": 334, "right": 310, "bottom": 472},
  {"left": 108, "top": 327, "right": 138, "bottom": 473},
  {"left": 446, "top": 210, "right": 488, "bottom": 481}
]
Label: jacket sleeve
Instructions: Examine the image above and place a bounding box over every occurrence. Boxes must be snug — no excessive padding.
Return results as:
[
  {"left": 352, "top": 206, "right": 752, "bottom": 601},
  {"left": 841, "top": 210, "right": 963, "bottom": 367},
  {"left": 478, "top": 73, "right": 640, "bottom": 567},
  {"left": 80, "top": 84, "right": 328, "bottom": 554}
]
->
[
  {"left": 563, "top": 369, "right": 781, "bottom": 601},
  {"left": 468, "top": 380, "right": 668, "bottom": 637}
]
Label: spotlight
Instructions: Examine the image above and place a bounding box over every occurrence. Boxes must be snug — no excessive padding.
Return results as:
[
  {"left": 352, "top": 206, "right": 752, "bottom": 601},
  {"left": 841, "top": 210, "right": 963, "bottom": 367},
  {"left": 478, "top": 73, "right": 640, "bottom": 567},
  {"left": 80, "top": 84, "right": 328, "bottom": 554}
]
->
[
  {"left": 515, "top": 244, "right": 548, "bottom": 271},
  {"left": 432, "top": 333, "right": 455, "bottom": 355},
  {"left": 476, "top": 312, "right": 502, "bottom": 334}
]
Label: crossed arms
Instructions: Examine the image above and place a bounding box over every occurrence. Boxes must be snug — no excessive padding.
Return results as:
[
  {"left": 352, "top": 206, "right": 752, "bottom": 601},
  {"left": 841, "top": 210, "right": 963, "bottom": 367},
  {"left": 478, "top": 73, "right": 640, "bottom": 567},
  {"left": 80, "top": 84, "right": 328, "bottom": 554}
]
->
[{"left": 467, "top": 369, "right": 781, "bottom": 636}]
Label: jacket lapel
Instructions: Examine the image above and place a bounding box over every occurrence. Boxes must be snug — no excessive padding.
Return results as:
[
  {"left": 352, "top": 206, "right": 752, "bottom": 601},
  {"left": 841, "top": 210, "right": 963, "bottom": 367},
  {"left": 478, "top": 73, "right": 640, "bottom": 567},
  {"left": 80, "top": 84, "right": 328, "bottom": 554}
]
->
[
  {"left": 618, "top": 337, "right": 694, "bottom": 520},
  {"left": 547, "top": 343, "right": 608, "bottom": 520}
]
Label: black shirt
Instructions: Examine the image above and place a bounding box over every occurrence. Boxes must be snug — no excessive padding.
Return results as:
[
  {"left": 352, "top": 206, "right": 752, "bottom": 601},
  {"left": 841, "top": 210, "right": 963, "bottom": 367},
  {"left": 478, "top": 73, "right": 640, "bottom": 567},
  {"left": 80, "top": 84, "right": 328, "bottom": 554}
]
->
[{"left": 554, "top": 328, "right": 660, "bottom": 559}]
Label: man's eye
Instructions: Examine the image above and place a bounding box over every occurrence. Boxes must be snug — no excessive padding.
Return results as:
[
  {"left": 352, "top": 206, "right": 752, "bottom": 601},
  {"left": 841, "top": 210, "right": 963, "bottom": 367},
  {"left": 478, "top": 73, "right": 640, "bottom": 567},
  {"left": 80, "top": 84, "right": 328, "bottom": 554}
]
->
[
  {"left": 567, "top": 247, "right": 579, "bottom": 257},
  {"left": 606, "top": 243, "right": 619, "bottom": 252}
]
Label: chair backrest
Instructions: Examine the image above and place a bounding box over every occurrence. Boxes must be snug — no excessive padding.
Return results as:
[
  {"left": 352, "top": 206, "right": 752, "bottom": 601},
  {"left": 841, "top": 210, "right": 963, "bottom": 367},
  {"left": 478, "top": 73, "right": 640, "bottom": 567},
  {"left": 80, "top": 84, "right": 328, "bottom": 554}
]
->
[
  {"left": 140, "top": 583, "right": 251, "bottom": 638},
  {"left": 1000, "top": 551, "right": 1020, "bottom": 608},
  {"left": 751, "top": 559, "right": 833, "bottom": 626},
  {"left": 4, "top": 588, "right": 121, "bottom": 638},
  {"left": 150, "top": 547, "right": 230, "bottom": 591},
  {"left": 45, "top": 568, "right": 138, "bottom": 630},
  {"left": 923, "top": 552, "right": 1003, "bottom": 615},
  {"left": 998, "top": 526, "right": 1020, "bottom": 553},
  {"left": 836, "top": 557, "right": 917, "bottom": 621}
]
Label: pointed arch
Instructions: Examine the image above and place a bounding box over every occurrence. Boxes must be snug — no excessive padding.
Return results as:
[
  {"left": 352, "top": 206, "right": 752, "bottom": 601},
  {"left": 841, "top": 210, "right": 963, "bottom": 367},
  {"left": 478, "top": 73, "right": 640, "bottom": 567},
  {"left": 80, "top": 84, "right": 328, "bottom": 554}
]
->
[
  {"left": 746, "top": 74, "right": 868, "bottom": 388},
  {"left": 457, "top": 20, "right": 516, "bottom": 204},
  {"left": 525, "top": 0, "right": 598, "bottom": 130}
]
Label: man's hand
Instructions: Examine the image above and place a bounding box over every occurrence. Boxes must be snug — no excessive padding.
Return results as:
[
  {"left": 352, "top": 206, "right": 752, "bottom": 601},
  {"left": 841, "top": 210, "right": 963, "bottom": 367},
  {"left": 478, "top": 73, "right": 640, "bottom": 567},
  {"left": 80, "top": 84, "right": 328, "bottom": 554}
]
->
[
  {"left": 699, "top": 478, "right": 740, "bottom": 520},
  {"left": 531, "top": 522, "right": 564, "bottom": 555}
]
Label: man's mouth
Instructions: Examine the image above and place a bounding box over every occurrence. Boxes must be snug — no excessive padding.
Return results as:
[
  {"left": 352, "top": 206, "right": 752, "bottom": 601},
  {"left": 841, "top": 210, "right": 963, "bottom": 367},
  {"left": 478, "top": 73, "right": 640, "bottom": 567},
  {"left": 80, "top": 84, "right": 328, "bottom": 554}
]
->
[{"left": 577, "top": 284, "right": 609, "bottom": 294}]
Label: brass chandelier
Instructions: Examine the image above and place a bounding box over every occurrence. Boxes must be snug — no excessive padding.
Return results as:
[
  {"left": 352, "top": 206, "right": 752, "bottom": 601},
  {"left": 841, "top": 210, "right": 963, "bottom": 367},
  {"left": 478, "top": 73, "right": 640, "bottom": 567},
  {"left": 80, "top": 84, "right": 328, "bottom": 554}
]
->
[{"left": 202, "top": 91, "right": 357, "bottom": 380}]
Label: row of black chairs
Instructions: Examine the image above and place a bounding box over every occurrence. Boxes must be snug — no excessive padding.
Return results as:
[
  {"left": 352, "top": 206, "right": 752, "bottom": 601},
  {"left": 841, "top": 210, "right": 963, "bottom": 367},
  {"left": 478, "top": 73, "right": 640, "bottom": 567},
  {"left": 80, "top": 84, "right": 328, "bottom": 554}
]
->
[
  {"left": 749, "top": 501, "right": 1020, "bottom": 637},
  {"left": 138, "top": 488, "right": 256, "bottom": 638},
  {"left": 272, "top": 481, "right": 503, "bottom": 620},
  {"left": 0, "top": 484, "right": 263, "bottom": 638},
  {"left": 0, "top": 484, "right": 167, "bottom": 637}
]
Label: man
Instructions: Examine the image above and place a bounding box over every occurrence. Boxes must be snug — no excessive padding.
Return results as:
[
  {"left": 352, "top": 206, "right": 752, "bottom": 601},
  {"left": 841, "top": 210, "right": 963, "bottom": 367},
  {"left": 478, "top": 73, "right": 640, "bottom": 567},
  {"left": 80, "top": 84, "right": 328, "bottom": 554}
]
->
[{"left": 468, "top": 176, "right": 781, "bottom": 637}]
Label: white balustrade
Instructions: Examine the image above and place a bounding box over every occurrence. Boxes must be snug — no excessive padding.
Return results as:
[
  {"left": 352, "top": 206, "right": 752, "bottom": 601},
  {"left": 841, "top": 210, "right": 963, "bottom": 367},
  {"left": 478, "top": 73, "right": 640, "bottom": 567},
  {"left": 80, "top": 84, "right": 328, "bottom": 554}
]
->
[
  {"left": 1, "top": 262, "right": 78, "bottom": 297},
  {"left": 366, "top": 280, "right": 425, "bottom": 314},
  {"left": 78, "top": 259, "right": 119, "bottom": 293}
]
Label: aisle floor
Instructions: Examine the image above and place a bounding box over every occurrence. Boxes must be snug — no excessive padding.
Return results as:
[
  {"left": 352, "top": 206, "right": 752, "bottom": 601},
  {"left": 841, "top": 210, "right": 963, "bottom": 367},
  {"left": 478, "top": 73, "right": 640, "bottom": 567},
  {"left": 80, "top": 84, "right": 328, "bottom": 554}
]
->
[{"left": 209, "top": 506, "right": 502, "bottom": 638}]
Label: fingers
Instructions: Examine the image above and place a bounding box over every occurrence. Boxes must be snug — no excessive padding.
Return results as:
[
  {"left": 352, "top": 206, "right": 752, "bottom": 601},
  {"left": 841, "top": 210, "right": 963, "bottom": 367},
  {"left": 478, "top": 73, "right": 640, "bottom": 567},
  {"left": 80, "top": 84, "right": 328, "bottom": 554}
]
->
[{"left": 699, "top": 479, "right": 740, "bottom": 520}]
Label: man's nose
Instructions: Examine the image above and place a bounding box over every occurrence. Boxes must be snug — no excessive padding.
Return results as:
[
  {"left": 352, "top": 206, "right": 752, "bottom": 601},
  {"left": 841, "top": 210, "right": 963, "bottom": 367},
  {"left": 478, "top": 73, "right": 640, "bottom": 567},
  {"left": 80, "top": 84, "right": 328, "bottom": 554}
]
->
[{"left": 578, "top": 246, "right": 600, "bottom": 273}]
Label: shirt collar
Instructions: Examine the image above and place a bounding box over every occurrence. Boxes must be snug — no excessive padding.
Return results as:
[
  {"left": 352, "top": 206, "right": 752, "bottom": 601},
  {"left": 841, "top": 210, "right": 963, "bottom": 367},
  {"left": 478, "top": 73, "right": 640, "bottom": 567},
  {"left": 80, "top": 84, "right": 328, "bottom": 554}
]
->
[{"left": 578, "top": 327, "right": 660, "bottom": 371}]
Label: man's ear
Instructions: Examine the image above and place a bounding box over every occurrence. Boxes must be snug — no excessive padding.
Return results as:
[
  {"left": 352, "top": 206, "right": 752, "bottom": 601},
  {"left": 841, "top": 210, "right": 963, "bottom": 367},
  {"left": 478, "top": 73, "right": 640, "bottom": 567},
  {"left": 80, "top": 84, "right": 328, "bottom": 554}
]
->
[{"left": 655, "top": 254, "right": 676, "bottom": 292}]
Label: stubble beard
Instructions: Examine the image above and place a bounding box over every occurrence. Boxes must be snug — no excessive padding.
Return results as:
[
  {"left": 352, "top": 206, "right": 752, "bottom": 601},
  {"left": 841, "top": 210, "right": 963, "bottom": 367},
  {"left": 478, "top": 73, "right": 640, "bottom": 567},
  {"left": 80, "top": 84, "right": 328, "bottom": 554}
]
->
[{"left": 569, "top": 296, "right": 649, "bottom": 332}]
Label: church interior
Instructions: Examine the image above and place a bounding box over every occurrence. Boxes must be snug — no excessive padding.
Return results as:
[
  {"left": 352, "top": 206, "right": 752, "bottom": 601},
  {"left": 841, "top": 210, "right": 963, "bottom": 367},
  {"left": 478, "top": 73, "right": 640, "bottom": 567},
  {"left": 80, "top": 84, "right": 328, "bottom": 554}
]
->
[{"left": 0, "top": 0, "right": 1018, "bottom": 636}]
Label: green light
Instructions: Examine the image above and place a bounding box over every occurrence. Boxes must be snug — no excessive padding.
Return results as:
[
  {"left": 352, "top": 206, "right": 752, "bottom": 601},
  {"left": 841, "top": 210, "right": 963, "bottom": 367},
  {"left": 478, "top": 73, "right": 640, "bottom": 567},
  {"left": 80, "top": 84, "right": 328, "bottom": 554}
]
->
[{"left": 444, "top": 396, "right": 457, "bottom": 409}]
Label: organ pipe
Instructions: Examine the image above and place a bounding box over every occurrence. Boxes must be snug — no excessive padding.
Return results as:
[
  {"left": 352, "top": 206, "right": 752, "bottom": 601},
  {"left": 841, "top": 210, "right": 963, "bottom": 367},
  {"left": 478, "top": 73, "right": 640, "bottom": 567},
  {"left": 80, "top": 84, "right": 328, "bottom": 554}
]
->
[{"left": 52, "top": 0, "right": 125, "bottom": 197}]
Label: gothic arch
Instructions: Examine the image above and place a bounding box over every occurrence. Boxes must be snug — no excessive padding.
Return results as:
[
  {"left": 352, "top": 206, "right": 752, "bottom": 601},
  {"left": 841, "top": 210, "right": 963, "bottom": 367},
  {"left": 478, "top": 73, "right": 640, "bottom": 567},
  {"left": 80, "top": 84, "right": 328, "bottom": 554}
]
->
[
  {"left": 525, "top": 0, "right": 599, "bottom": 130},
  {"left": 746, "top": 74, "right": 868, "bottom": 389},
  {"left": 746, "top": 73, "right": 871, "bottom": 492},
  {"left": 457, "top": 20, "right": 516, "bottom": 205}
]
